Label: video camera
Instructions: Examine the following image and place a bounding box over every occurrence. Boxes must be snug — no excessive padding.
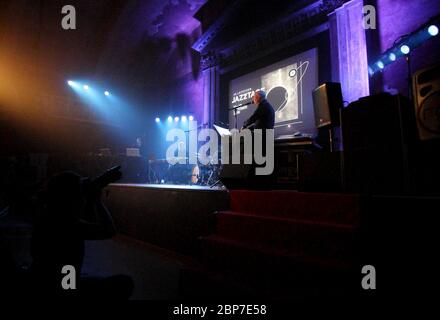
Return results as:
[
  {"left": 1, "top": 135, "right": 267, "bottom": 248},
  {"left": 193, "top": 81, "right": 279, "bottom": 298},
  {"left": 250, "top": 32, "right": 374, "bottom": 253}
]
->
[{"left": 83, "top": 165, "right": 122, "bottom": 196}]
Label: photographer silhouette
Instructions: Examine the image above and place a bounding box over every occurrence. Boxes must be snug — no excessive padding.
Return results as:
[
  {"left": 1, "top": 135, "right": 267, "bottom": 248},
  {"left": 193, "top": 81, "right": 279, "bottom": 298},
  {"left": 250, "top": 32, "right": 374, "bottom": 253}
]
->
[{"left": 30, "top": 167, "right": 133, "bottom": 299}]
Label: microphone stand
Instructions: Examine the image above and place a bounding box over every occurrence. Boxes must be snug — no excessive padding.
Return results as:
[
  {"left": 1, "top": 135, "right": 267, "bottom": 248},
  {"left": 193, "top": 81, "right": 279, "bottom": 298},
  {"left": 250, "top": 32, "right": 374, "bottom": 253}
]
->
[
  {"left": 229, "top": 102, "right": 253, "bottom": 129},
  {"left": 183, "top": 122, "right": 208, "bottom": 170},
  {"left": 228, "top": 105, "right": 243, "bottom": 129},
  {"left": 184, "top": 123, "right": 207, "bottom": 133}
]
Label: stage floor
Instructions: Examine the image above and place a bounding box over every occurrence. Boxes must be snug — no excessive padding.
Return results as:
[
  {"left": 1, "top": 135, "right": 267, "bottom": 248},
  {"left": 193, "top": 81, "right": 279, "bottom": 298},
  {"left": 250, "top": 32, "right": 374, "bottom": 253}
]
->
[{"left": 110, "top": 183, "right": 226, "bottom": 192}]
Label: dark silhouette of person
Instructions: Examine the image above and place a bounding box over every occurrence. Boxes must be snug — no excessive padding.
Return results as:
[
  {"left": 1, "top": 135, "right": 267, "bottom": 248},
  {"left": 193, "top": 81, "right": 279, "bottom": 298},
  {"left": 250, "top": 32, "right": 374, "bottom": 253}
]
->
[
  {"left": 30, "top": 170, "right": 133, "bottom": 299},
  {"left": 0, "top": 229, "right": 20, "bottom": 299}
]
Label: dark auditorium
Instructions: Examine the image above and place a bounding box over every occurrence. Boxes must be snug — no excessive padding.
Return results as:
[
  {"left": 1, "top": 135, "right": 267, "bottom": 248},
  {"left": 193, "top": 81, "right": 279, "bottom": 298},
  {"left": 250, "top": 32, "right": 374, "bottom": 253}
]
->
[{"left": 1, "top": 0, "right": 439, "bottom": 308}]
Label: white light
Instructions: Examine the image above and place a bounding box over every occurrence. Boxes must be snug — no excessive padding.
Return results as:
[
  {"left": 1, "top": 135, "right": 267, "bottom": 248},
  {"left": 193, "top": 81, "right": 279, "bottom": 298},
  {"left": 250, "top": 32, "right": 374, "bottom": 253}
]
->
[
  {"left": 83, "top": 85, "right": 89, "bottom": 90},
  {"left": 174, "top": 116, "right": 179, "bottom": 122},
  {"left": 189, "top": 115, "right": 194, "bottom": 121},
  {"left": 67, "top": 80, "right": 74, "bottom": 86},
  {"left": 167, "top": 116, "right": 173, "bottom": 122},
  {"left": 377, "top": 61, "right": 384, "bottom": 69},
  {"left": 155, "top": 117, "right": 160, "bottom": 123},
  {"left": 400, "top": 45, "right": 410, "bottom": 55},
  {"left": 389, "top": 53, "right": 396, "bottom": 61},
  {"left": 428, "top": 25, "right": 439, "bottom": 36},
  {"left": 104, "top": 91, "right": 110, "bottom": 96},
  {"left": 181, "top": 116, "right": 187, "bottom": 122}
]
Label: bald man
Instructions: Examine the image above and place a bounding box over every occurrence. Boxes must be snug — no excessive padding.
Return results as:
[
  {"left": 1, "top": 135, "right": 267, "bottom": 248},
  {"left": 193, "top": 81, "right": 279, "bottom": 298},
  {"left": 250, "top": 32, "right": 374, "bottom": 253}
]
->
[{"left": 242, "top": 90, "right": 275, "bottom": 130}]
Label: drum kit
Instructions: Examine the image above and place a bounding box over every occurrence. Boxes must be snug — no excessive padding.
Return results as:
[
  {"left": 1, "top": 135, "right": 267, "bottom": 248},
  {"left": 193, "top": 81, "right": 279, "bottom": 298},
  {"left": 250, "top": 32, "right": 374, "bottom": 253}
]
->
[{"left": 148, "top": 153, "right": 221, "bottom": 186}]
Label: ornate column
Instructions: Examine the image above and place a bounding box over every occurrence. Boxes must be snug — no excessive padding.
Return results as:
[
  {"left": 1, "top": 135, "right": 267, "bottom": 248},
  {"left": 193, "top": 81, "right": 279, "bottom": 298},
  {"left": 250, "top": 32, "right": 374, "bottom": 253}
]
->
[
  {"left": 201, "top": 52, "right": 220, "bottom": 127},
  {"left": 328, "top": 0, "right": 370, "bottom": 103}
]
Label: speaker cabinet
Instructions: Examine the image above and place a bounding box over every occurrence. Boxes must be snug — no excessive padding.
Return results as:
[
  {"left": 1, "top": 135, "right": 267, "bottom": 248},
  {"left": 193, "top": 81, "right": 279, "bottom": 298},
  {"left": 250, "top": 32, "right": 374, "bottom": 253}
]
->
[
  {"left": 298, "top": 151, "right": 343, "bottom": 192},
  {"left": 342, "top": 93, "right": 417, "bottom": 194},
  {"left": 219, "top": 164, "right": 276, "bottom": 190},
  {"left": 413, "top": 64, "right": 440, "bottom": 140},
  {"left": 312, "top": 82, "right": 343, "bottom": 128}
]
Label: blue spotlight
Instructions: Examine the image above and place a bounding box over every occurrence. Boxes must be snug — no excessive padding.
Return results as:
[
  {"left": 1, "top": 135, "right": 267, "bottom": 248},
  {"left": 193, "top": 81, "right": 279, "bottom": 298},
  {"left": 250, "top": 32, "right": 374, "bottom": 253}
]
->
[
  {"left": 167, "top": 116, "right": 173, "bottom": 122},
  {"left": 104, "top": 91, "right": 110, "bottom": 96},
  {"left": 368, "top": 67, "right": 374, "bottom": 76},
  {"left": 174, "top": 116, "right": 179, "bottom": 122},
  {"left": 389, "top": 53, "right": 396, "bottom": 61},
  {"left": 155, "top": 117, "right": 160, "bottom": 123},
  {"left": 377, "top": 61, "right": 384, "bottom": 69},
  {"left": 189, "top": 115, "right": 194, "bottom": 121},
  {"left": 428, "top": 25, "right": 439, "bottom": 36},
  {"left": 67, "top": 80, "right": 74, "bottom": 86},
  {"left": 400, "top": 45, "right": 410, "bottom": 55},
  {"left": 83, "top": 84, "right": 89, "bottom": 90},
  {"left": 181, "top": 116, "right": 187, "bottom": 122}
]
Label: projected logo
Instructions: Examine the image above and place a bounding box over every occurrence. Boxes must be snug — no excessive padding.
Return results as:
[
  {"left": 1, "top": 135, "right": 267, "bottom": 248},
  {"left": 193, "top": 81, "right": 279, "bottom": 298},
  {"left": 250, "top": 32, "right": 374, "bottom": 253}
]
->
[{"left": 263, "top": 60, "right": 309, "bottom": 123}]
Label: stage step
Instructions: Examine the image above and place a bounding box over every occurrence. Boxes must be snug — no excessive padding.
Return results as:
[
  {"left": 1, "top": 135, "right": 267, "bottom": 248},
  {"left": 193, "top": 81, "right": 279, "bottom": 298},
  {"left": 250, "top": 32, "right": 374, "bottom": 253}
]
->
[
  {"left": 215, "top": 211, "right": 357, "bottom": 260},
  {"left": 200, "top": 235, "right": 357, "bottom": 295},
  {"left": 229, "top": 190, "right": 361, "bottom": 225}
]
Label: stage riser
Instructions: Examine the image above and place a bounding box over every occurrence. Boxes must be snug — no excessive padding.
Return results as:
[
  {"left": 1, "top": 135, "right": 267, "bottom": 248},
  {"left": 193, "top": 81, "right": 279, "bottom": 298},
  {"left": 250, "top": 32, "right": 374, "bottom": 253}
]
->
[
  {"left": 200, "top": 236, "right": 357, "bottom": 295},
  {"left": 103, "top": 184, "right": 229, "bottom": 254},
  {"left": 215, "top": 212, "right": 357, "bottom": 260},
  {"left": 230, "top": 190, "right": 361, "bottom": 225}
]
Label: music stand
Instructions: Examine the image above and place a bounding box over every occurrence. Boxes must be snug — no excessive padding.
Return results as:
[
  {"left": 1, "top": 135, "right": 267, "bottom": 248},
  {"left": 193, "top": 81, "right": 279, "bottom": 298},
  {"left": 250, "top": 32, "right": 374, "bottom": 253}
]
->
[{"left": 213, "top": 124, "right": 232, "bottom": 137}]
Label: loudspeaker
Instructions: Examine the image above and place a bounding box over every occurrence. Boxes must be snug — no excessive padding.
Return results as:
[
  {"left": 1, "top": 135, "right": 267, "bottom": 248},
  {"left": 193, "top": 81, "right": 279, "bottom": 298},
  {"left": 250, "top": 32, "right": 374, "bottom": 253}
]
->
[
  {"left": 312, "top": 82, "right": 343, "bottom": 128},
  {"left": 298, "top": 151, "right": 343, "bottom": 192},
  {"left": 412, "top": 64, "right": 440, "bottom": 140},
  {"left": 342, "top": 93, "right": 417, "bottom": 194},
  {"left": 219, "top": 164, "right": 253, "bottom": 189},
  {"left": 219, "top": 164, "right": 275, "bottom": 190}
]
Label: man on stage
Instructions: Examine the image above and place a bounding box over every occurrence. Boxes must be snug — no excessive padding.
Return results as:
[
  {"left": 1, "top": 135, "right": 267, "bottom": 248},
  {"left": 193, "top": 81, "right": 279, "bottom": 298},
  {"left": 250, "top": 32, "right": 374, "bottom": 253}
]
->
[{"left": 242, "top": 90, "right": 275, "bottom": 131}]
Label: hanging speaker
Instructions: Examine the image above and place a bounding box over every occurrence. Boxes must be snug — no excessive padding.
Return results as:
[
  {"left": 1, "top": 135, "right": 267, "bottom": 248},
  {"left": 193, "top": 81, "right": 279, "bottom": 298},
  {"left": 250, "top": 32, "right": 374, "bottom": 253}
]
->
[{"left": 413, "top": 64, "right": 440, "bottom": 140}]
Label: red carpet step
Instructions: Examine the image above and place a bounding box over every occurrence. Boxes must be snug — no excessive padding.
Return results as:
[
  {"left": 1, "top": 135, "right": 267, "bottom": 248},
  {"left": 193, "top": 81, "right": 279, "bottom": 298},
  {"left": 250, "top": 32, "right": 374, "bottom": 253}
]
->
[
  {"left": 200, "top": 235, "right": 356, "bottom": 295},
  {"left": 215, "top": 211, "right": 357, "bottom": 260},
  {"left": 198, "top": 190, "right": 362, "bottom": 296},
  {"left": 229, "top": 190, "right": 362, "bottom": 225}
]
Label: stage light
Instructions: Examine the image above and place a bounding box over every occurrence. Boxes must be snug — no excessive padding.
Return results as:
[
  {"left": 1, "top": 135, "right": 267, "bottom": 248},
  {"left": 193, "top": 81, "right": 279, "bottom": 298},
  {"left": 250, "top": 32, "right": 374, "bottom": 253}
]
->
[
  {"left": 189, "top": 115, "right": 194, "bottom": 121},
  {"left": 428, "top": 25, "right": 439, "bottom": 36},
  {"left": 104, "top": 91, "right": 110, "bottom": 96},
  {"left": 155, "top": 117, "right": 160, "bottom": 123},
  {"left": 83, "top": 84, "right": 89, "bottom": 90},
  {"left": 167, "top": 116, "right": 173, "bottom": 122},
  {"left": 368, "top": 67, "right": 374, "bottom": 76},
  {"left": 400, "top": 45, "right": 410, "bottom": 55},
  {"left": 174, "top": 116, "right": 179, "bottom": 122},
  {"left": 389, "top": 53, "right": 396, "bottom": 61},
  {"left": 181, "top": 116, "right": 187, "bottom": 122},
  {"left": 377, "top": 61, "right": 384, "bottom": 69},
  {"left": 67, "top": 80, "right": 74, "bottom": 86}
]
